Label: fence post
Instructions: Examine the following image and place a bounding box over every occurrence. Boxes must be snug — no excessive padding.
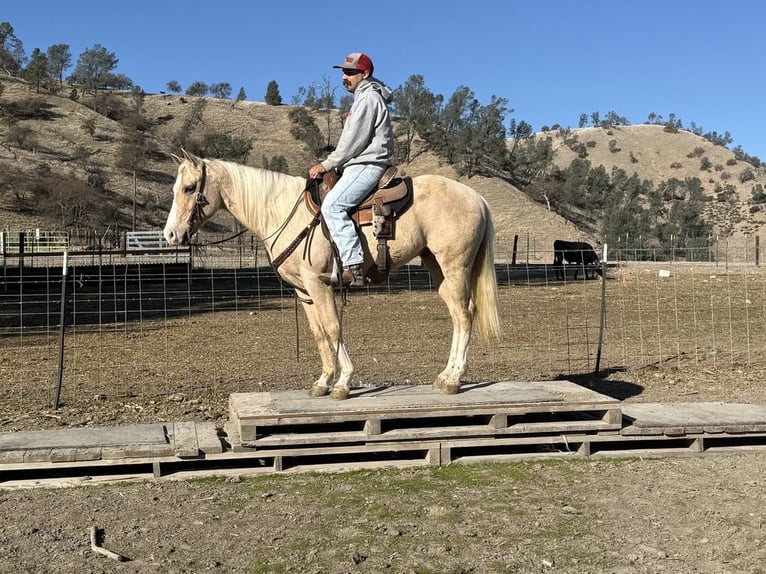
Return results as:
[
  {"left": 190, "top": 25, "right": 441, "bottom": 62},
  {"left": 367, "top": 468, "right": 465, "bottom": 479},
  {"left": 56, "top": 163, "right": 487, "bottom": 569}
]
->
[
  {"left": 511, "top": 234, "right": 518, "bottom": 266},
  {"left": 53, "top": 252, "right": 69, "bottom": 409},
  {"left": 594, "top": 243, "right": 608, "bottom": 376}
]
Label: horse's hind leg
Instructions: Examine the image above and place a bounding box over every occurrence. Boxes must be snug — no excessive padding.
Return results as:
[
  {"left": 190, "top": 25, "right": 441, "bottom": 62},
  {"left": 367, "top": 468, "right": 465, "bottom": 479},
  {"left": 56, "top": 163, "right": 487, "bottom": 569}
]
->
[{"left": 423, "top": 252, "right": 472, "bottom": 395}]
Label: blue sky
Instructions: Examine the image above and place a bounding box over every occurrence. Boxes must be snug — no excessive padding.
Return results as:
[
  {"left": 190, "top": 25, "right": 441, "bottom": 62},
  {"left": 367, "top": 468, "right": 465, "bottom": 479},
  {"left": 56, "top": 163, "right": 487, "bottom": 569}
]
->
[{"left": 5, "top": 0, "right": 765, "bottom": 161}]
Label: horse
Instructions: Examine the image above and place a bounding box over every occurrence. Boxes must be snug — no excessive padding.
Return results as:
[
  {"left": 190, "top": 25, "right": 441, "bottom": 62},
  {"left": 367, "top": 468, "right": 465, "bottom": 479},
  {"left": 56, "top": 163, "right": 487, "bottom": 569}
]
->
[
  {"left": 163, "top": 150, "right": 501, "bottom": 400},
  {"left": 552, "top": 240, "right": 601, "bottom": 280}
]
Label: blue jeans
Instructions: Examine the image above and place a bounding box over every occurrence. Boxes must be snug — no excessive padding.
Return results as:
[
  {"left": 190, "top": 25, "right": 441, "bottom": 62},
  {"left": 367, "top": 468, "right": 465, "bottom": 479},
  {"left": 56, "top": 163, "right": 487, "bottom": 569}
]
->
[{"left": 321, "top": 163, "right": 385, "bottom": 267}]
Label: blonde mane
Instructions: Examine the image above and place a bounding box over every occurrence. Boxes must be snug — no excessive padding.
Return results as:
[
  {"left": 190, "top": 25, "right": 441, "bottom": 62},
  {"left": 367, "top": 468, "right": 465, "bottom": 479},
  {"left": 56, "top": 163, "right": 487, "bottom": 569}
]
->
[{"left": 214, "top": 160, "right": 306, "bottom": 236}]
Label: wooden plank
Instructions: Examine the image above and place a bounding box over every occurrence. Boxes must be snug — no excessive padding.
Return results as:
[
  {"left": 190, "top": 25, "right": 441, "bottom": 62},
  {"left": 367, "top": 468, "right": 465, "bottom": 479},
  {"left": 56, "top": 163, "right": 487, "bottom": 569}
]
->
[
  {"left": 0, "top": 424, "right": 168, "bottom": 452},
  {"left": 49, "top": 447, "right": 101, "bottom": 463},
  {"left": 102, "top": 444, "right": 175, "bottom": 459},
  {"left": 622, "top": 403, "right": 766, "bottom": 435},
  {"left": 195, "top": 422, "right": 223, "bottom": 454},
  {"left": 172, "top": 422, "right": 200, "bottom": 458}
]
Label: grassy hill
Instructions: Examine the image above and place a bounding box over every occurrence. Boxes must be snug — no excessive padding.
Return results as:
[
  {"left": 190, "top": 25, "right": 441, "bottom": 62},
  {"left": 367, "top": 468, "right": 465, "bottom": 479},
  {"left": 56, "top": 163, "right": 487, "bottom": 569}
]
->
[
  {"left": 548, "top": 124, "right": 766, "bottom": 238},
  {"left": 1, "top": 77, "right": 764, "bottom": 262}
]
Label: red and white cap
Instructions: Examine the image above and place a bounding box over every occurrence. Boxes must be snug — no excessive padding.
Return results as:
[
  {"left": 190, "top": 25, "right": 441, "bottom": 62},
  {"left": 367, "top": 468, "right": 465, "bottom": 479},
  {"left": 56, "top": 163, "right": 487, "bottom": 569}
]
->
[{"left": 333, "top": 52, "right": 374, "bottom": 74}]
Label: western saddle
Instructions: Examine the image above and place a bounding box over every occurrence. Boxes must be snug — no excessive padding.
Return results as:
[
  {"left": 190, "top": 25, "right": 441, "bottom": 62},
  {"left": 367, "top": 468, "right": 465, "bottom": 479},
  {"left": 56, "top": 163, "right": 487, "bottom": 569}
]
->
[{"left": 304, "top": 166, "right": 412, "bottom": 278}]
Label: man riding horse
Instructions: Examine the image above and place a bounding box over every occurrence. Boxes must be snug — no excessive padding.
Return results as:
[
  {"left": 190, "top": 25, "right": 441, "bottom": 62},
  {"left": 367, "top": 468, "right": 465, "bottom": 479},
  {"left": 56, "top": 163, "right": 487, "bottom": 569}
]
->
[{"left": 308, "top": 52, "right": 395, "bottom": 288}]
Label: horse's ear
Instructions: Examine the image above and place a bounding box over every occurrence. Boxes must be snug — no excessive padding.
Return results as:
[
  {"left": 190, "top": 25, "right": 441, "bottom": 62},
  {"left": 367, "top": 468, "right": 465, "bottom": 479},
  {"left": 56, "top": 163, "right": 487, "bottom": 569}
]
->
[
  {"left": 181, "top": 148, "right": 203, "bottom": 167},
  {"left": 170, "top": 153, "right": 182, "bottom": 165}
]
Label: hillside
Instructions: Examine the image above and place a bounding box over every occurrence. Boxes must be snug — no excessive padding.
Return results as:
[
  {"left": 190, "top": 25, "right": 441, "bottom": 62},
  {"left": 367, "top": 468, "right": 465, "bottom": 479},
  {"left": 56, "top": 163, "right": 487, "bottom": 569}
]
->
[
  {"left": 2, "top": 77, "right": 764, "bottom": 262},
  {"left": 548, "top": 124, "right": 766, "bottom": 238}
]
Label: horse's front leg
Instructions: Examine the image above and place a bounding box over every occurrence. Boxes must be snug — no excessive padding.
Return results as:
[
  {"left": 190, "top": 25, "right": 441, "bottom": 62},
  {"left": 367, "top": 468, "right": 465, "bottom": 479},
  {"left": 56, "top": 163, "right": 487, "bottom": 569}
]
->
[
  {"left": 330, "top": 340, "right": 354, "bottom": 400},
  {"left": 301, "top": 294, "right": 354, "bottom": 399},
  {"left": 434, "top": 329, "right": 470, "bottom": 394},
  {"left": 300, "top": 299, "right": 335, "bottom": 396}
]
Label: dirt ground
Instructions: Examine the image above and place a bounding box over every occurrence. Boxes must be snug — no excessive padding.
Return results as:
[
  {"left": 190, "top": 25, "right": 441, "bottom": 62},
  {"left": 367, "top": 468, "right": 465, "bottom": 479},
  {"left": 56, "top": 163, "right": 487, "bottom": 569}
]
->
[
  {"left": 2, "top": 453, "right": 766, "bottom": 573},
  {"left": 3, "top": 276, "right": 766, "bottom": 573}
]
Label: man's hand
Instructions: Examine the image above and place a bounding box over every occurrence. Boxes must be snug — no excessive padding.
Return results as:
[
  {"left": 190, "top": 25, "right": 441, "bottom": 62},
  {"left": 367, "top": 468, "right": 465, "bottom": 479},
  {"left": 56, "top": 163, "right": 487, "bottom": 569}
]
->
[{"left": 309, "top": 164, "right": 325, "bottom": 179}]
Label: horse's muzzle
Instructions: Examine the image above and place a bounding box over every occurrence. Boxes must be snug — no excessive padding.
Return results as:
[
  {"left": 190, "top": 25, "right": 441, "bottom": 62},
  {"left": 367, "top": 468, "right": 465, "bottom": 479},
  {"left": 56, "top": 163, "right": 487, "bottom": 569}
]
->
[{"left": 164, "top": 227, "right": 189, "bottom": 246}]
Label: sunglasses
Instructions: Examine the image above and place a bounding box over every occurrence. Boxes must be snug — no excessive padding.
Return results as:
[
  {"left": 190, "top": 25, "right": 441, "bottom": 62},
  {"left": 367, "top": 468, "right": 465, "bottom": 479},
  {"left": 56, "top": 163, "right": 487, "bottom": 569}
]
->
[{"left": 342, "top": 69, "right": 364, "bottom": 76}]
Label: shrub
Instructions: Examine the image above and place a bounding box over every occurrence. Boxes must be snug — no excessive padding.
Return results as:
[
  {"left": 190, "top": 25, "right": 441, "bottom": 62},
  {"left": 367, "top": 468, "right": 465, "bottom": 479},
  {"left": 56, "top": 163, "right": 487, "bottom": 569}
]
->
[
  {"left": 740, "top": 169, "right": 755, "bottom": 183},
  {"left": 687, "top": 147, "right": 705, "bottom": 158}
]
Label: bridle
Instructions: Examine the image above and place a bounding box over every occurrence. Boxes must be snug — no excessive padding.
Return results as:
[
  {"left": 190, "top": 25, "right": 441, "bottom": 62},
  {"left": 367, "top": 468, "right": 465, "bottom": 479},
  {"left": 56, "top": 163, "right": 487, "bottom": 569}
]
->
[{"left": 187, "top": 160, "right": 208, "bottom": 231}]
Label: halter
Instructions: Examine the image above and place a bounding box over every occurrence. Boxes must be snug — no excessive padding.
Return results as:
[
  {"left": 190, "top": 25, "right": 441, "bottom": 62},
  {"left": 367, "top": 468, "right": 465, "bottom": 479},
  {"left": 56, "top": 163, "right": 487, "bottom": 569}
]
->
[
  {"left": 187, "top": 160, "right": 208, "bottom": 232},
  {"left": 194, "top": 160, "right": 208, "bottom": 207}
]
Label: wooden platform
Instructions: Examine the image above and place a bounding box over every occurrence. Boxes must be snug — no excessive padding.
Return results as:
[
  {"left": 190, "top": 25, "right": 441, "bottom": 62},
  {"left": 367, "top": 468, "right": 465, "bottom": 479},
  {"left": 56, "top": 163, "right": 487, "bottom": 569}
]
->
[
  {"left": 228, "top": 380, "right": 622, "bottom": 446},
  {"left": 4, "top": 382, "right": 766, "bottom": 487}
]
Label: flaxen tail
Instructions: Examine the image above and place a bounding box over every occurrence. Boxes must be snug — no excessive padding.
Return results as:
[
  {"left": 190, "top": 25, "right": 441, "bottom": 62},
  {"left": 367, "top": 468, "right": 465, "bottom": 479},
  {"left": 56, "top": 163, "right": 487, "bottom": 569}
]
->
[{"left": 471, "top": 203, "right": 501, "bottom": 342}]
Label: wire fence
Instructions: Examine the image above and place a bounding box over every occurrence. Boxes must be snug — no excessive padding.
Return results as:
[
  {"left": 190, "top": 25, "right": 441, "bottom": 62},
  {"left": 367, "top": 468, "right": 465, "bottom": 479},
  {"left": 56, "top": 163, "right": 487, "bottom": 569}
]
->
[{"left": 2, "top": 238, "right": 766, "bottom": 419}]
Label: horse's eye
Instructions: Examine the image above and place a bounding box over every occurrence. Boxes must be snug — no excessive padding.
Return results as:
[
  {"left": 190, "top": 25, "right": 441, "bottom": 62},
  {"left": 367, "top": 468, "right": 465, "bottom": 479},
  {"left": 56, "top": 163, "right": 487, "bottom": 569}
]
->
[{"left": 184, "top": 184, "right": 196, "bottom": 194}]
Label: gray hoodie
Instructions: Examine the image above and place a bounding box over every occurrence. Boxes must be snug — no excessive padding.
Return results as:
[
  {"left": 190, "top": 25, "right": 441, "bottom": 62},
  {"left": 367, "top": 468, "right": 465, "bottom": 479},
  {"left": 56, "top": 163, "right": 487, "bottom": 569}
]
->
[{"left": 320, "top": 77, "right": 394, "bottom": 172}]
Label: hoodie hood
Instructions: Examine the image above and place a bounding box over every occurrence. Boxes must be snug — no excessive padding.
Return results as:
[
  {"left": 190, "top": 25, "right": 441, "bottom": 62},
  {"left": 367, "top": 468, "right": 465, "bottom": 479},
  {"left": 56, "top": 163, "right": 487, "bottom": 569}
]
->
[{"left": 363, "top": 77, "right": 393, "bottom": 103}]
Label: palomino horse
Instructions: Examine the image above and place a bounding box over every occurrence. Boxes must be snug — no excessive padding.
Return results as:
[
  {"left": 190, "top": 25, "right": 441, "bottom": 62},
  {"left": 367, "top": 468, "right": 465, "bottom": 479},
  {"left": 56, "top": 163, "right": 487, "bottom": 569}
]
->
[{"left": 164, "top": 151, "right": 501, "bottom": 399}]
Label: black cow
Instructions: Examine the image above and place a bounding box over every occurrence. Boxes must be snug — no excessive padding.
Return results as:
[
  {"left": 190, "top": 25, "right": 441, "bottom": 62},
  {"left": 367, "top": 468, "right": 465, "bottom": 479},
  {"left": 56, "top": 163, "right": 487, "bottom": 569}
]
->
[{"left": 553, "top": 240, "right": 601, "bottom": 280}]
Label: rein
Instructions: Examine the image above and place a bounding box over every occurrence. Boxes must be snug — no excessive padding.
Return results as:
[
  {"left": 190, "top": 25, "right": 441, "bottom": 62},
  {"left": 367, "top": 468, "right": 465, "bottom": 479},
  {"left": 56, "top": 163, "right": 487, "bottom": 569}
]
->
[{"left": 265, "top": 191, "right": 320, "bottom": 271}]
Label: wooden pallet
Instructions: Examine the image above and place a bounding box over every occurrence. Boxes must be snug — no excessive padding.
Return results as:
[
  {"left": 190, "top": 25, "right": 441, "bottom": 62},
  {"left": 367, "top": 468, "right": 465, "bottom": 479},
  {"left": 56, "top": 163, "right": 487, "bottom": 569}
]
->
[
  {"left": 8, "top": 389, "right": 766, "bottom": 487},
  {"left": 0, "top": 422, "right": 222, "bottom": 466},
  {"left": 229, "top": 381, "right": 623, "bottom": 448}
]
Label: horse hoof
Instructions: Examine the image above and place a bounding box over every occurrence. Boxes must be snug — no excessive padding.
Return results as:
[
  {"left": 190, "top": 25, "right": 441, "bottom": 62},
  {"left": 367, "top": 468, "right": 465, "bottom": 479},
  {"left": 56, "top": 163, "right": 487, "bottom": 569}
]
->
[
  {"left": 330, "top": 387, "right": 350, "bottom": 400},
  {"left": 309, "top": 384, "right": 330, "bottom": 397},
  {"left": 433, "top": 377, "right": 446, "bottom": 391},
  {"left": 440, "top": 381, "right": 461, "bottom": 395}
]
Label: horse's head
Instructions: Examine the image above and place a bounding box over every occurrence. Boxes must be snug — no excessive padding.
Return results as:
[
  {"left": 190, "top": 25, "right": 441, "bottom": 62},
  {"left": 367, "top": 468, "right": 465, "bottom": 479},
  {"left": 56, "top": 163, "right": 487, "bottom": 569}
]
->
[{"left": 164, "top": 150, "right": 219, "bottom": 245}]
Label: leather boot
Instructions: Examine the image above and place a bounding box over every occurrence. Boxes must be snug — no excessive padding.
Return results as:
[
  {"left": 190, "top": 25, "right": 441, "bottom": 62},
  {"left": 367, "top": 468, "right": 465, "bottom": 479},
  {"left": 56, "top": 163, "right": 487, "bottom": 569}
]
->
[{"left": 319, "top": 264, "right": 366, "bottom": 287}]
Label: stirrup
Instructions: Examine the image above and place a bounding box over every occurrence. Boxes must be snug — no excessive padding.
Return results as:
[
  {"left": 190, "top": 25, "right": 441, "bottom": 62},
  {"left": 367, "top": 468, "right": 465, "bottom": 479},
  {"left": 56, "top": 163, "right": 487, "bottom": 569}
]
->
[{"left": 319, "top": 265, "right": 365, "bottom": 288}]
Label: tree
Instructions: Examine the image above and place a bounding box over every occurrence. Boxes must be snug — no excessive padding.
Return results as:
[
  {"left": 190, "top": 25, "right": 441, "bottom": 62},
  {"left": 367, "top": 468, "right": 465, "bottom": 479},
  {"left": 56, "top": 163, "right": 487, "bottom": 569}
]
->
[
  {"left": 507, "top": 118, "right": 533, "bottom": 159},
  {"left": 288, "top": 107, "right": 324, "bottom": 158},
  {"left": 199, "top": 132, "right": 252, "bottom": 162},
  {"left": 69, "top": 44, "right": 118, "bottom": 94},
  {"left": 0, "top": 22, "right": 24, "bottom": 74},
  {"left": 166, "top": 80, "right": 182, "bottom": 94},
  {"left": 209, "top": 82, "right": 232, "bottom": 99},
  {"left": 127, "top": 86, "right": 148, "bottom": 131},
  {"left": 235, "top": 87, "right": 246, "bottom": 105},
  {"left": 455, "top": 95, "right": 509, "bottom": 178},
  {"left": 510, "top": 135, "right": 555, "bottom": 185},
  {"left": 185, "top": 81, "right": 208, "bottom": 97},
  {"left": 427, "top": 85, "right": 474, "bottom": 164},
  {"left": 312, "top": 75, "right": 337, "bottom": 150},
  {"left": 264, "top": 81, "right": 282, "bottom": 105},
  {"left": 262, "top": 155, "right": 288, "bottom": 173},
  {"left": 46, "top": 44, "right": 71, "bottom": 87},
  {"left": 116, "top": 132, "right": 148, "bottom": 172},
  {"left": 391, "top": 74, "right": 441, "bottom": 163},
  {"left": 23, "top": 48, "right": 48, "bottom": 93}
]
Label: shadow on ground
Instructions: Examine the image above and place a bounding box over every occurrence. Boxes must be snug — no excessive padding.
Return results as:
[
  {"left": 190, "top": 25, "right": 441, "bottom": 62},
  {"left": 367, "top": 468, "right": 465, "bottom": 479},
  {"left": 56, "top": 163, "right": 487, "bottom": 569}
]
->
[{"left": 559, "top": 369, "right": 644, "bottom": 401}]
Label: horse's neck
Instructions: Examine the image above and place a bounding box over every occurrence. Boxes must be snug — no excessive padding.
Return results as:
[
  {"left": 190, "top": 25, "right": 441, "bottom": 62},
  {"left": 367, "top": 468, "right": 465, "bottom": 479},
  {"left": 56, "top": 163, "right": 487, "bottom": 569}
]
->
[{"left": 218, "top": 164, "right": 307, "bottom": 240}]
